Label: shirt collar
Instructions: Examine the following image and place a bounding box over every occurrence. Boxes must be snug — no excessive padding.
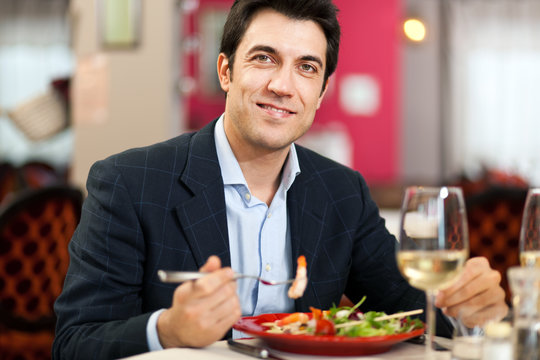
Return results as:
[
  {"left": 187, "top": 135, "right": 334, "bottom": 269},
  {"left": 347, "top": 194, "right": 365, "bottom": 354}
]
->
[{"left": 214, "top": 114, "right": 301, "bottom": 190}]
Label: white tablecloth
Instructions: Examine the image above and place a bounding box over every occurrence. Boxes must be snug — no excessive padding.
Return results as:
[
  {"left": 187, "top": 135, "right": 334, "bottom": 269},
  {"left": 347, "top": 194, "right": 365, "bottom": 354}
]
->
[{"left": 121, "top": 338, "right": 451, "bottom": 360}]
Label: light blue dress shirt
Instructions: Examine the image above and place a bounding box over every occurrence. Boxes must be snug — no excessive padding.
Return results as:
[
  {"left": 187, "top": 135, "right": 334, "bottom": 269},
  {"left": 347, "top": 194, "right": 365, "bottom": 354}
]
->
[{"left": 146, "top": 115, "right": 300, "bottom": 349}]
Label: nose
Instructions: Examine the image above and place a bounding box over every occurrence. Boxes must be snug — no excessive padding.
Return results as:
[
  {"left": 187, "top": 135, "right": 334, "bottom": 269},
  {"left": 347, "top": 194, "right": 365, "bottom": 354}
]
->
[{"left": 267, "top": 66, "right": 294, "bottom": 97}]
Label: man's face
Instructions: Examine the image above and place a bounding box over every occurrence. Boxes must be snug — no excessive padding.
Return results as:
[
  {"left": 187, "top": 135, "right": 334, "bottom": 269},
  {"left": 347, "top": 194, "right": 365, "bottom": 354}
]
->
[{"left": 218, "top": 9, "right": 328, "bottom": 156}]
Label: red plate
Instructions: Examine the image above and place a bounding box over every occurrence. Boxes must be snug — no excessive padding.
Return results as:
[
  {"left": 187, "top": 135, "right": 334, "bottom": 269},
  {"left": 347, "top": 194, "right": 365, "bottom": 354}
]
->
[{"left": 233, "top": 313, "right": 425, "bottom": 356}]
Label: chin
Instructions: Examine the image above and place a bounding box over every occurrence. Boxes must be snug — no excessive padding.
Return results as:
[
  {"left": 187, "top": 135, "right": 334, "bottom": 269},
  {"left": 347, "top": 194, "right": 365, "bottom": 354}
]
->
[{"left": 264, "top": 139, "right": 296, "bottom": 151}]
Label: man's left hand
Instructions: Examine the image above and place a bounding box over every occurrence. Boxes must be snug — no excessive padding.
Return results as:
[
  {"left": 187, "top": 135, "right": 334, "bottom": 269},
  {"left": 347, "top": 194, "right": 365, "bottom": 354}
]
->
[{"left": 435, "top": 256, "right": 508, "bottom": 328}]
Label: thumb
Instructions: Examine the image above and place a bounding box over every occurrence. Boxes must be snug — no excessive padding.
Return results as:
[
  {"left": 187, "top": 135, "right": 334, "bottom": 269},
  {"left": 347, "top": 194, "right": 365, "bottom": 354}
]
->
[{"left": 200, "top": 255, "right": 222, "bottom": 273}]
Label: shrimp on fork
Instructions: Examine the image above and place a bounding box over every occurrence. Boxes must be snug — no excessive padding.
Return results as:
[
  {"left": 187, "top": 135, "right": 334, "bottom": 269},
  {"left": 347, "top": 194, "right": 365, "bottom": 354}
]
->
[{"left": 288, "top": 255, "right": 307, "bottom": 299}]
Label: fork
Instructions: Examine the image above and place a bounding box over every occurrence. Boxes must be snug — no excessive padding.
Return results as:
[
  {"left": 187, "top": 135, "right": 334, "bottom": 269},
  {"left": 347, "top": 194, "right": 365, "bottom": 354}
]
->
[{"left": 157, "top": 270, "right": 294, "bottom": 286}]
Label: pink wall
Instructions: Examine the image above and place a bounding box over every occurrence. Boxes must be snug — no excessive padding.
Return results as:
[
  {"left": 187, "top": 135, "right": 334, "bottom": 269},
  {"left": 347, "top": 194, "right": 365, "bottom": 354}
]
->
[
  {"left": 315, "top": 0, "right": 401, "bottom": 183},
  {"left": 181, "top": 1, "right": 231, "bottom": 128},
  {"left": 182, "top": 0, "right": 401, "bottom": 184}
]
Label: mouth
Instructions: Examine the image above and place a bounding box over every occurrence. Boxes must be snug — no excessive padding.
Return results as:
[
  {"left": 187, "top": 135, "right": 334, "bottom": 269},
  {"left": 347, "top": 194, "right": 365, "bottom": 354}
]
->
[{"left": 257, "top": 103, "right": 295, "bottom": 115}]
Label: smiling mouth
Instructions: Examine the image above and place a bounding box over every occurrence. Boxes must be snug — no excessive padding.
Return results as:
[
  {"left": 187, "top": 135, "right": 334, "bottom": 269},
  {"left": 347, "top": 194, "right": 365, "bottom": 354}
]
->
[{"left": 258, "top": 103, "right": 295, "bottom": 115}]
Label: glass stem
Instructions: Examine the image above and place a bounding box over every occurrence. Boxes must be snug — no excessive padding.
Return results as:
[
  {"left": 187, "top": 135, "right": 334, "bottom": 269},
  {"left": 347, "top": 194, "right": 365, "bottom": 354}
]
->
[{"left": 425, "top": 290, "right": 436, "bottom": 359}]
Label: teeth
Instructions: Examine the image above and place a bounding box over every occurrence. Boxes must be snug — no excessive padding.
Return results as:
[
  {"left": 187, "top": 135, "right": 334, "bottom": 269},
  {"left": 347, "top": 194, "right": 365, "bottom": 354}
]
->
[{"left": 262, "top": 104, "right": 290, "bottom": 114}]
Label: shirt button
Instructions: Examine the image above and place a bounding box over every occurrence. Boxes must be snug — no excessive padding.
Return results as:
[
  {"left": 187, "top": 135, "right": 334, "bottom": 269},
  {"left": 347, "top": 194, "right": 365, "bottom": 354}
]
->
[
  {"left": 267, "top": 212, "right": 272, "bottom": 219},
  {"left": 244, "top": 193, "right": 251, "bottom": 201},
  {"left": 265, "top": 263, "right": 271, "bottom": 272}
]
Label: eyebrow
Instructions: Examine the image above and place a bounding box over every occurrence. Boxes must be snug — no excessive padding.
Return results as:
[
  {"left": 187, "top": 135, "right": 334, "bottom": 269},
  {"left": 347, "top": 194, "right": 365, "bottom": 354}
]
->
[{"left": 247, "top": 45, "right": 324, "bottom": 70}]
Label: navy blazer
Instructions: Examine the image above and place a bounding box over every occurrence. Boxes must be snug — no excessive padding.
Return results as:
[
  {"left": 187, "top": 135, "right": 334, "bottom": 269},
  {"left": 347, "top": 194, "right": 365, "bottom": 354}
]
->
[{"left": 53, "top": 120, "right": 450, "bottom": 359}]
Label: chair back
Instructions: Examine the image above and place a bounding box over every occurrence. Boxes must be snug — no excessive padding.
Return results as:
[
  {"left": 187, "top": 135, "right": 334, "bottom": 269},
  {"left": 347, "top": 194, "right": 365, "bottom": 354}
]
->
[
  {"left": 0, "top": 185, "right": 83, "bottom": 360},
  {"left": 465, "top": 186, "right": 528, "bottom": 303}
]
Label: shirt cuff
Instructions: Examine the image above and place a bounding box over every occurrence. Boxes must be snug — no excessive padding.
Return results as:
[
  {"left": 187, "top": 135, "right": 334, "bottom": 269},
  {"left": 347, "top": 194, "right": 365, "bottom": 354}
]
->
[{"left": 146, "top": 309, "right": 166, "bottom": 351}]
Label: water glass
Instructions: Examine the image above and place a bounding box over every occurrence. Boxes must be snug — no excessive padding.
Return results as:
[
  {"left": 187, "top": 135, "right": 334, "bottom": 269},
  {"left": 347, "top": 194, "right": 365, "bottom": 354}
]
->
[
  {"left": 520, "top": 188, "right": 540, "bottom": 267},
  {"left": 451, "top": 311, "right": 483, "bottom": 360},
  {"left": 508, "top": 266, "right": 540, "bottom": 360}
]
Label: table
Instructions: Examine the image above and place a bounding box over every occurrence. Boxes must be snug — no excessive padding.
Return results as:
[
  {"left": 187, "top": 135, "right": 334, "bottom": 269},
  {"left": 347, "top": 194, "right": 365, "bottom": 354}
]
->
[{"left": 121, "top": 338, "right": 451, "bottom": 360}]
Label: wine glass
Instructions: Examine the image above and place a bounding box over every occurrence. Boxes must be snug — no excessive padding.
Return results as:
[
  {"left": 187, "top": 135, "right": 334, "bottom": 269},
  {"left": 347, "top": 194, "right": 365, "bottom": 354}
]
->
[
  {"left": 397, "top": 186, "right": 469, "bottom": 358},
  {"left": 520, "top": 188, "right": 540, "bottom": 267}
]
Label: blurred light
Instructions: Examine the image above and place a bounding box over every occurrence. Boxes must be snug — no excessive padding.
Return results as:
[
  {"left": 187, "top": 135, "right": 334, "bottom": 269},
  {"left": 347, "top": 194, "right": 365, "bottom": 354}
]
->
[
  {"left": 440, "top": 187, "right": 449, "bottom": 199},
  {"left": 181, "top": 0, "right": 199, "bottom": 14},
  {"left": 404, "top": 18, "right": 426, "bottom": 42}
]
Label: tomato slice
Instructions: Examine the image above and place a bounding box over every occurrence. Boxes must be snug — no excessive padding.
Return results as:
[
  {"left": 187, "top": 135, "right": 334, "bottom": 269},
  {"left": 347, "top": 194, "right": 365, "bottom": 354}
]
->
[{"left": 315, "top": 319, "right": 336, "bottom": 335}]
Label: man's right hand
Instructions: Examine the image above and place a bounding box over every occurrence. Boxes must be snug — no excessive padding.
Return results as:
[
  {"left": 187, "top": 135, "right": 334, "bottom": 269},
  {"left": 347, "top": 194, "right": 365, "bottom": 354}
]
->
[{"left": 156, "top": 255, "right": 241, "bottom": 348}]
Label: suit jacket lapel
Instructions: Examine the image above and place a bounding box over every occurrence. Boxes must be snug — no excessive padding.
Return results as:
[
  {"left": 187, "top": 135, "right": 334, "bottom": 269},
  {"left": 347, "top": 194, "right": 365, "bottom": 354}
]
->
[
  {"left": 174, "top": 120, "right": 231, "bottom": 268},
  {"left": 288, "top": 146, "right": 327, "bottom": 310}
]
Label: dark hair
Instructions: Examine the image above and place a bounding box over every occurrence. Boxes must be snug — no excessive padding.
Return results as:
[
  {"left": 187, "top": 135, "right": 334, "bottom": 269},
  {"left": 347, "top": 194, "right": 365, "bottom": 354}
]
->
[{"left": 220, "top": 0, "right": 340, "bottom": 86}]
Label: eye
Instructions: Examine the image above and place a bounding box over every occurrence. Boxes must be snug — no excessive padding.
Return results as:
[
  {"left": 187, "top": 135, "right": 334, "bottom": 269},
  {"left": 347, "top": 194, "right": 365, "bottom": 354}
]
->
[
  {"left": 300, "top": 63, "right": 317, "bottom": 73},
  {"left": 254, "top": 54, "right": 272, "bottom": 63}
]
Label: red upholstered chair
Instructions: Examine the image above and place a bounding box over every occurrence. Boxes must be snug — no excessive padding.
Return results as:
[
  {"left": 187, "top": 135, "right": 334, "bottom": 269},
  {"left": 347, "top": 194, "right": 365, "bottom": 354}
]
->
[
  {"left": 0, "top": 186, "right": 83, "bottom": 360},
  {"left": 465, "top": 186, "right": 528, "bottom": 304}
]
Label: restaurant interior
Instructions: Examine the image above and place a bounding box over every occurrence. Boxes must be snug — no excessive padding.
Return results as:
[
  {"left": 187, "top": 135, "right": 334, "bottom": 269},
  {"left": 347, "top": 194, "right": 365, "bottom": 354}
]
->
[{"left": 1, "top": 0, "right": 539, "bottom": 358}]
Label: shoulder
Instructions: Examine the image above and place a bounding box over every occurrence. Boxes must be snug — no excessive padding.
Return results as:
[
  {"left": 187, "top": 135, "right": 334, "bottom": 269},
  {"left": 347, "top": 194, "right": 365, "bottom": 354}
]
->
[
  {"left": 86, "top": 131, "right": 197, "bottom": 187},
  {"left": 295, "top": 144, "right": 366, "bottom": 187},
  {"left": 293, "top": 144, "right": 378, "bottom": 213},
  {"left": 109, "top": 132, "right": 195, "bottom": 167},
  {"left": 95, "top": 119, "right": 218, "bottom": 175}
]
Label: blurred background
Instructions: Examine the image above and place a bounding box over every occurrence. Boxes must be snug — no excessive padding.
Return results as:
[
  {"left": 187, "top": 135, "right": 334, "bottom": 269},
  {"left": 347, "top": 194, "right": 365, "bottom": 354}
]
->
[
  {"left": 1, "top": 1, "right": 539, "bottom": 359},
  {"left": 1, "top": 0, "right": 539, "bottom": 198}
]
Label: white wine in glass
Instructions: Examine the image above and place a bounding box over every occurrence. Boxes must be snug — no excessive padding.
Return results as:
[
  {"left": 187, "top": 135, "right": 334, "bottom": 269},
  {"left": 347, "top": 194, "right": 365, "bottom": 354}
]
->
[
  {"left": 397, "top": 186, "right": 469, "bottom": 358},
  {"left": 520, "top": 189, "right": 540, "bottom": 268},
  {"left": 398, "top": 249, "right": 468, "bottom": 291}
]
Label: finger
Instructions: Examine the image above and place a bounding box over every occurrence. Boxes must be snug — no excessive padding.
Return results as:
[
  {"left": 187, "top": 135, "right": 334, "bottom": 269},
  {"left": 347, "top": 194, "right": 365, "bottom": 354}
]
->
[
  {"left": 455, "top": 302, "right": 508, "bottom": 328},
  {"left": 181, "top": 283, "right": 241, "bottom": 342},
  {"left": 172, "top": 267, "right": 235, "bottom": 304},
  {"left": 170, "top": 281, "right": 237, "bottom": 326},
  {"left": 189, "top": 300, "right": 241, "bottom": 347},
  {"left": 168, "top": 292, "right": 240, "bottom": 348},
  {"left": 194, "top": 266, "right": 235, "bottom": 292},
  {"left": 439, "top": 268, "right": 501, "bottom": 309},
  {"left": 214, "top": 303, "right": 242, "bottom": 332},
  {"left": 443, "top": 283, "right": 505, "bottom": 319},
  {"left": 444, "top": 257, "right": 490, "bottom": 295},
  {"left": 436, "top": 257, "right": 493, "bottom": 306},
  {"left": 210, "top": 289, "right": 242, "bottom": 328},
  {"left": 195, "top": 278, "right": 238, "bottom": 313},
  {"left": 200, "top": 255, "right": 222, "bottom": 272}
]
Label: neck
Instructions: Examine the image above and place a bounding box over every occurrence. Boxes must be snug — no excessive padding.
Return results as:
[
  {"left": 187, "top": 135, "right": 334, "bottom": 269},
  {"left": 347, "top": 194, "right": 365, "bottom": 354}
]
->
[{"left": 236, "top": 147, "right": 289, "bottom": 206}]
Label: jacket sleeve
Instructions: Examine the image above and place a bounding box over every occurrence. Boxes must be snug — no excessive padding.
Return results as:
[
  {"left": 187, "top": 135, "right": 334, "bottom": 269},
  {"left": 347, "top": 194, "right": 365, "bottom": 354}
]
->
[{"left": 53, "top": 159, "right": 152, "bottom": 360}]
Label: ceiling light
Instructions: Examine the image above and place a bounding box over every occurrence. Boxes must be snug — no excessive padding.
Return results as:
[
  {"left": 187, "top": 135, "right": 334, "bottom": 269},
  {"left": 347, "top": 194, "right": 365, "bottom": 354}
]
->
[{"left": 404, "top": 18, "right": 426, "bottom": 42}]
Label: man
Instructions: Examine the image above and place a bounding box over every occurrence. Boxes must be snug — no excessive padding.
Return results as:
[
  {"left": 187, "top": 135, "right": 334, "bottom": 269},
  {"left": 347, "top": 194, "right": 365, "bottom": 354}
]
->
[{"left": 53, "top": 0, "right": 507, "bottom": 358}]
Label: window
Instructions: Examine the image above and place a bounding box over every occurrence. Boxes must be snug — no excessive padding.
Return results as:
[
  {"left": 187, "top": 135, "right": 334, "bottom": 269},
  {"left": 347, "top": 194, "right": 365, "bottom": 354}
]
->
[
  {"left": 445, "top": 0, "right": 540, "bottom": 185},
  {"left": 0, "top": 0, "right": 73, "bottom": 167}
]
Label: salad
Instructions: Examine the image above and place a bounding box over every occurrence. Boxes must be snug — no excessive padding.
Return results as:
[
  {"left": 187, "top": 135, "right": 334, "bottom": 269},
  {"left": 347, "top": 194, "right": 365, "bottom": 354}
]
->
[{"left": 262, "top": 296, "right": 423, "bottom": 337}]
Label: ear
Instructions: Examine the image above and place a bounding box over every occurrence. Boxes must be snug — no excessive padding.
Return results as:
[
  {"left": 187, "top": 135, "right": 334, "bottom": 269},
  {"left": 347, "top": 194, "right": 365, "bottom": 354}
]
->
[
  {"left": 316, "top": 78, "right": 330, "bottom": 109},
  {"left": 217, "top": 53, "right": 231, "bottom": 92}
]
